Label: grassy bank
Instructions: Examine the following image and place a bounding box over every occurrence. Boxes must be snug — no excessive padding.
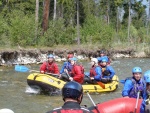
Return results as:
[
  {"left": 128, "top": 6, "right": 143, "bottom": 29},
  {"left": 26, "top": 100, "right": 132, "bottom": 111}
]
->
[{"left": 0, "top": 42, "right": 150, "bottom": 57}]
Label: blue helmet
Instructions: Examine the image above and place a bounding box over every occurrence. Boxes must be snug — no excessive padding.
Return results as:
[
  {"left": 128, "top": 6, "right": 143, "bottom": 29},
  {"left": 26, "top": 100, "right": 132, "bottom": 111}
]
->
[
  {"left": 48, "top": 54, "right": 54, "bottom": 58},
  {"left": 132, "top": 67, "right": 142, "bottom": 73},
  {"left": 62, "top": 81, "right": 83, "bottom": 102},
  {"left": 101, "top": 57, "right": 108, "bottom": 63},
  {"left": 70, "top": 57, "right": 77, "bottom": 61},
  {"left": 144, "top": 70, "right": 150, "bottom": 83}
]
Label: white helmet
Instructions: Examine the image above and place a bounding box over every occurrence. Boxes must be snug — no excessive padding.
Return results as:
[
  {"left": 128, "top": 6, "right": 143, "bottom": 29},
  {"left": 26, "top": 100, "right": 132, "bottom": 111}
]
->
[
  {"left": 0, "top": 109, "right": 14, "bottom": 113},
  {"left": 91, "top": 58, "right": 98, "bottom": 64}
]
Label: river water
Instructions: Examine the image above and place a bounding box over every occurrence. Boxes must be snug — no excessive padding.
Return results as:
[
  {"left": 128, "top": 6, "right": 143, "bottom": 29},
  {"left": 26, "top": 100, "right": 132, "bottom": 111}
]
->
[{"left": 0, "top": 58, "right": 150, "bottom": 113}]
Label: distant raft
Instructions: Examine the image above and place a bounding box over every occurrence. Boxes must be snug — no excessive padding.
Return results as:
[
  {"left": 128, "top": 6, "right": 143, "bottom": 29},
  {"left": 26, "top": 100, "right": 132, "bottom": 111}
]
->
[
  {"left": 27, "top": 73, "right": 119, "bottom": 93},
  {"left": 89, "top": 97, "right": 143, "bottom": 113}
]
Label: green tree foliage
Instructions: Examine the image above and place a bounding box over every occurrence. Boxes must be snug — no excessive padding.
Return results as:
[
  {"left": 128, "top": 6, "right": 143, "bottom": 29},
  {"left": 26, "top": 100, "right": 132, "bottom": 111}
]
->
[{"left": 0, "top": 0, "right": 149, "bottom": 50}]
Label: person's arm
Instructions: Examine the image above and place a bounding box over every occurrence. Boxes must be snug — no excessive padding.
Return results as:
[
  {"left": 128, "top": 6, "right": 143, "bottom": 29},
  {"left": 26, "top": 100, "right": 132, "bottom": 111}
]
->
[
  {"left": 94, "top": 67, "right": 102, "bottom": 81},
  {"left": 122, "top": 79, "right": 133, "bottom": 97},
  {"left": 107, "top": 66, "right": 115, "bottom": 79},
  {"left": 40, "top": 62, "right": 46, "bottom": 73},
  {"left": 60, "top": 62, "right": 67, "bottom": 74}
]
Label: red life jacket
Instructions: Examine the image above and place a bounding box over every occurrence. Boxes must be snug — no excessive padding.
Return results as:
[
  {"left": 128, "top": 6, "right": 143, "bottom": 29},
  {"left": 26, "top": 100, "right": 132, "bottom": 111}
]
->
[
  {"left": 71, "top": 64, "right": 84, "bottom": 84},
  {"left": 49, "top": 108, "right": 90, "bottom": 113},
  {"left": 90, "top": 66, "right": 97, "bottom": 77},
  {"left": 46, "top": 62, "right": 55, "bottom": 73}
]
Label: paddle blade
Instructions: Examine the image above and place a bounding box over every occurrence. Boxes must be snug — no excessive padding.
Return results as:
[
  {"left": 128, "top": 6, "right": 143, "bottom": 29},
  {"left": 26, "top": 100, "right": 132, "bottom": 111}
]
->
[
  {"left": 120, "top": 80, "right": 125, "bottom": 84},
  {"left": 97, "top": 82, "right": 105, "bottom": 89},
  {"left": 15, "top": 65, "right": 30, "bottom": 72}
]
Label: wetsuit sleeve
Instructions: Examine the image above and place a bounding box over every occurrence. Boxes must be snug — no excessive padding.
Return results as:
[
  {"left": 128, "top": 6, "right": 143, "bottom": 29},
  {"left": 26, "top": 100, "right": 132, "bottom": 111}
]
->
[
  {"left": 94, "top": 67, "right": 102, "bottom": 81},
  {"left": 107, "top": 66, "right": 115, "bottom": 79},
  {"left": 142, "top": 82, "right": 147, "bottom": 100},
  {"left": 122, "top": 79, "right": 133, "bottom": 97},
  {"left": 53, "top": 63, "right": 60, "bottom": 74},
  {"left": 60, "top": 62, "right": 67, "bottom": 74},
  {"left": 40, "top": 62, "right": 47, "bottom": 73}
]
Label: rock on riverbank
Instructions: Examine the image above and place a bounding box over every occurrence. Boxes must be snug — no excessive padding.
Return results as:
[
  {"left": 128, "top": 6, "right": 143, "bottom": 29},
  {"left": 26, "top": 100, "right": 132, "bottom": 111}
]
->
[{"left": 0, "top": 48, "right": 147, "bottom": 66}]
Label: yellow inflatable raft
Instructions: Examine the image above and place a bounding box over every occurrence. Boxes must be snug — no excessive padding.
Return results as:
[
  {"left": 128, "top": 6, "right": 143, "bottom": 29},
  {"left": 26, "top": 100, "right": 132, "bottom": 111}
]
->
[{"left": 27, "top": 73, "right": 119, "bottom": 93}]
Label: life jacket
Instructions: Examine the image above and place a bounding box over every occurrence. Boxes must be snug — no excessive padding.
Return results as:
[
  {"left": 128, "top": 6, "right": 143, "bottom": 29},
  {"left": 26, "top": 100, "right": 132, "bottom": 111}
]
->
[
  {"left": 79, "top": 64, "right": 84, "bottom": 74},
  {"left": 101, "top": 66, "right": 110, "bottom": 76},
  {"left": 90, "top": 66, "right": 97, "bottom": 77},
  {"left": 71, "top": 64, "right": 84, "bottom": 75},
  {"left": 46, "top": 62, "right": 55, "bottom": 73},
  {"left": 126, "top": 77, "right": 145, "bottom": 98},
  {"left": 49, "top": 107, "right": 90, "bottom": 113},
  {"left": 90, "top": 66, "right": 100, "bottom": 77}
]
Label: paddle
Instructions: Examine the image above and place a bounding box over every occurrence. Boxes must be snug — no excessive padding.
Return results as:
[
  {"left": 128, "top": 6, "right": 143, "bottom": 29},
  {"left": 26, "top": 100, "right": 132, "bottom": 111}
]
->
[
  {"left": 64, "top": 69, "right": 71, "bottom": 78},
  {"left": 86, "top": 92, "right": 100, "bottom": 113},
  {"left": 97, "top": 82, "right": 105, "bottom": 89},
  {"left": 134, "top": 91, "right": 140, "bottom": 113},
  {"left": 15, "top": 65, "right": 60, "bottom": 76}
]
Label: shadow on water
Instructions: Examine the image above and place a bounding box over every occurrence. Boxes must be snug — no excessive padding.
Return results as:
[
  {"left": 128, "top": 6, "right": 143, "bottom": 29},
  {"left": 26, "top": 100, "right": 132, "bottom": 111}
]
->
[{"left": 0, "top": 58, "right": 150, "bottom": 113}]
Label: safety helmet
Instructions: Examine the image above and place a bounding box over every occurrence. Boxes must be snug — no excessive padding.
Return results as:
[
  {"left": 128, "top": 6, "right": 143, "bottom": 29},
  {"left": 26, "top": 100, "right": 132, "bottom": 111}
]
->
[
  {"left": 101, "top": 57, "right": 108, "bottom": 63},
  {"left": 132, "top": 67, "right": 142, "bottom": 73},
  {"left": 91, "top": 58, "right": 98, "bottom": 64},
  {"left": 100, "top": 50, "right": 106, "bottom": 54},
  {"left": 62, "top": 81, "right": 83, "bottom": 101},
  {"left": 48, "top": 54, "right": 54, "bottom": 58},
  {"left": 144, "top": 70, "right": 150, "bottom": 83},
  {"left": 67, "top": 54, "right": 74, "bottom": 59},
  {"left": 69, "top": 57, "right": 77, "bottom": 61}
]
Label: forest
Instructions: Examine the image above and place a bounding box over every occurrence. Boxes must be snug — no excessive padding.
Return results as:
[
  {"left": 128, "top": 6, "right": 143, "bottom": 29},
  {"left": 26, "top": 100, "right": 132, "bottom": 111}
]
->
[{"left": 0, "top": 0, "right": 150, "bottom": 53}]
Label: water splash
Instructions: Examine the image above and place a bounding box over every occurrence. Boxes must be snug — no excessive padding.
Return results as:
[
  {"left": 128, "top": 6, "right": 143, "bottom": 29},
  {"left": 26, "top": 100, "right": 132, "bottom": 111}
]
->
[{"left": 25, "top": 86, "right": 40, "bottom": 94}]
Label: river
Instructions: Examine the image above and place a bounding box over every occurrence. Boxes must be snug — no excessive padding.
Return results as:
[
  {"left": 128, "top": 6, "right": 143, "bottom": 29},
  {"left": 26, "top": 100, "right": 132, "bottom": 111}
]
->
[{"left": 0, "top": 58, "right": 150, "bottom": 113}]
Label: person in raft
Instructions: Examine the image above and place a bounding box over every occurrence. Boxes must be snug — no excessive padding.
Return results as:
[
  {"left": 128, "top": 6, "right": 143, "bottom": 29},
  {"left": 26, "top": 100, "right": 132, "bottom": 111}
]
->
[
  {"left": 46, "top": 81, "right": 93, "bottom": 113},
  {"left": 87, "top": 58, "right": 102, "bottom": 84},
  {"left": 59, "top": 54, "right": 74, "bottom": 80},
  {"left": 97, "top": 50, "right": 111, "bottom": 65},
  {"left": 122, "top": 67, "right": 146, "bottom": 98},
  {"left": 98, "top": 57, "right": 115, "bottom": 83},
  {"left": 66, "top": 57, "right": 84, "bottom": 84},
  {"left": 40, "top": 54, "right": 59, "bottom": 74},
  {"left": 140, "top": 70, "right": 150, "bottom": 112}
]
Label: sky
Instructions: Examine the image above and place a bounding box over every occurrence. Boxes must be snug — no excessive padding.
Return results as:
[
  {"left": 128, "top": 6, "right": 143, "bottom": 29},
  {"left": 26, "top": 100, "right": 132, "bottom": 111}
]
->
[{"left": 143, "top": 0, "right": 149, "bottom": 15}]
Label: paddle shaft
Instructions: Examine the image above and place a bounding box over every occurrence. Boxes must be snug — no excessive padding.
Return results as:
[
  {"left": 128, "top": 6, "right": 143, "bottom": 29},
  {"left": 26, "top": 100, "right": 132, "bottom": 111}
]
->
[
  {"left": 134, "top": 91, "right": 140, "bottom": 113},
  {"left": 30, "top": 70, "right": 60, "bottom": 76},
  {"left": 86, "top": 92, "right": 100, "bottom": 113},
  {"left": 64, "top": 69, "right": 71, "bottom": 78}
]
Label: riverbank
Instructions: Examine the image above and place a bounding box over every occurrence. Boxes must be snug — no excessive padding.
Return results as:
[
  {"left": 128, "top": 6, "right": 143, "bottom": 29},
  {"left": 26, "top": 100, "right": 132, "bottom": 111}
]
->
[{"left": 0, "top": 44, "right": 148, "bottom": 66}]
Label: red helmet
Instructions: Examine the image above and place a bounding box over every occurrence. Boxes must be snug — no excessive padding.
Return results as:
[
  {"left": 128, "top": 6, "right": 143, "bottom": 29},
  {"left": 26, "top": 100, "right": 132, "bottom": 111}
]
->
[{"left": 67, "top": 54, "right": 74, "bottom": 59}]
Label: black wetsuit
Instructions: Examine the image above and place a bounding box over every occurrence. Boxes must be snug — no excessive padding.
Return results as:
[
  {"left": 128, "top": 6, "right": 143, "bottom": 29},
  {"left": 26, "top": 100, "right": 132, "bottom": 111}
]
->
[{"left": 46, "top": 101, "right": 93, "bottom": 113}]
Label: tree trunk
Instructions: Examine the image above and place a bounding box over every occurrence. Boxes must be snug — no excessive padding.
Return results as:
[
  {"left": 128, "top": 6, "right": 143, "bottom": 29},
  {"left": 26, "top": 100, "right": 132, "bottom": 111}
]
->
[
  {"left": 42, "top": 0, "right": 50, "bottom": 33},
  {"left": 147, "top": 0, "right": 150, "bottom": 36},
  {"left": 127, "top": 0, "right": 131, "bottom": 43},
  {"left": 106, "top": 0, "right": 110, "bottom": 24},
  {"left": 53, "top": 0, "right": 56, "bottom": 20},
  {"left": 35, "top": 0, "right": 39, "bottom": 42},
  {"left": 116, "top": 7, "right": 119, "bottom": 33},
  {"left": 76, "top": 0, "right": 80, "bottom": 45}
]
